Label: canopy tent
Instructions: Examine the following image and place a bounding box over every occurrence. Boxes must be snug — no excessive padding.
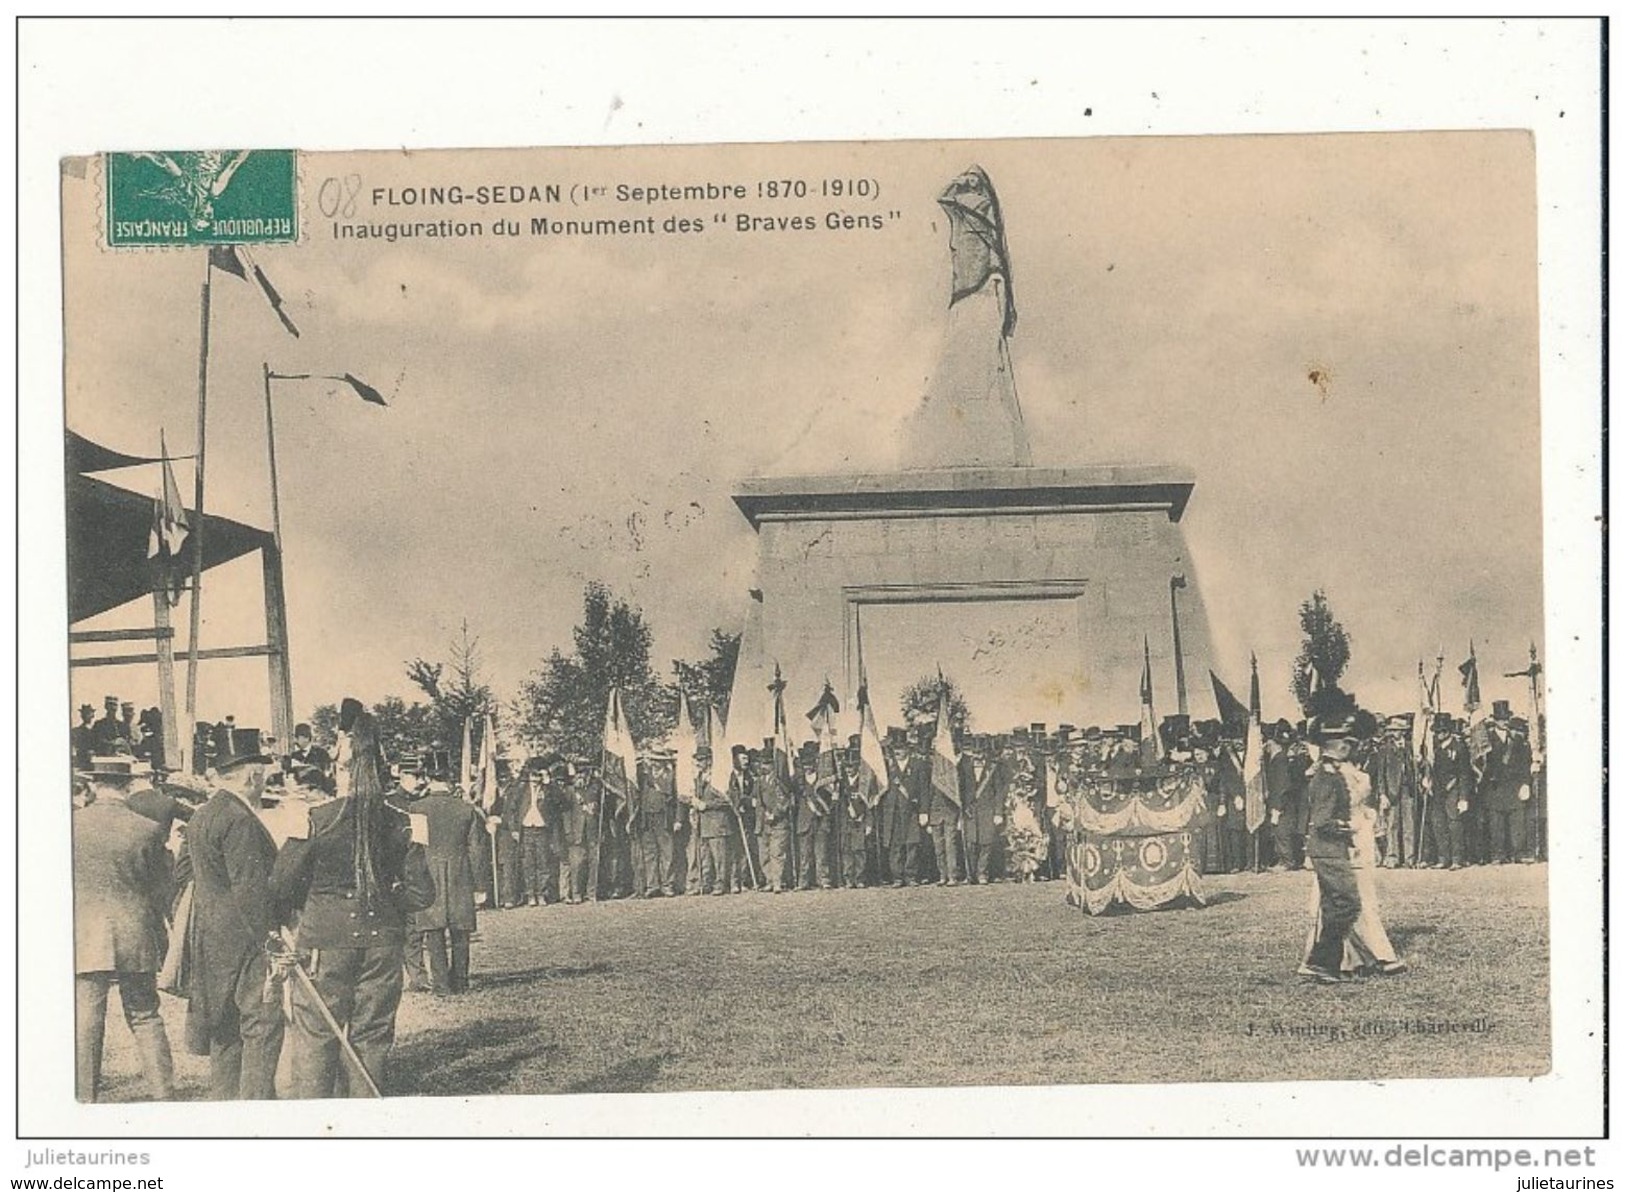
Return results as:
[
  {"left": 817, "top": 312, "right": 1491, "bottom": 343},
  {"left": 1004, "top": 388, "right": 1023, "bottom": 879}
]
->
[{"left": 65, "top": 430, "right": 273, "bottom": 624}]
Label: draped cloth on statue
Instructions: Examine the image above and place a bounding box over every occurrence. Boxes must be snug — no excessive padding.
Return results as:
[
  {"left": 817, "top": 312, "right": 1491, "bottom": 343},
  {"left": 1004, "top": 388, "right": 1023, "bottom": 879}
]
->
[{"left": 901, "top": 281, "right": 1032, "bottom": 469}]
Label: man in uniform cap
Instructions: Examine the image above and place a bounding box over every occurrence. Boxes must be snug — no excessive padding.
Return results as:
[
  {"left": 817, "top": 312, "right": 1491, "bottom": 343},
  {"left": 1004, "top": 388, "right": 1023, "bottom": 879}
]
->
[
  {"left": 73, "top": 755, "right": 176, "bottom": 1101},
  {"left": 271, "top": 702, "right": 435, "bottom": 1096},
  {"left": 183, "top": 728, "right": 284, "bottom": 1098},
  {"left": 1301, "top": 716, "right": 1363, "bottom": 983}
]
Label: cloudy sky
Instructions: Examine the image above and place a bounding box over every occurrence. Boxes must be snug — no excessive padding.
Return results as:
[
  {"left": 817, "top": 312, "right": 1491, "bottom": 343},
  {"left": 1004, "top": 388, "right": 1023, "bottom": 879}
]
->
[{"left": 63, "top": 131, "right": 1542, "bottom": 729}]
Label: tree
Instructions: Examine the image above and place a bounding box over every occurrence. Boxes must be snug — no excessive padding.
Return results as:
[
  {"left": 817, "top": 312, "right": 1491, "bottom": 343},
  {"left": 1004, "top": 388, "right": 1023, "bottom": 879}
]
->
[
  {"left": 673, "top": 629, "right": 742, "bottom": 724},
  {"left": 407, "top": 619, "right": 495, "bottom": 773},
  {"left": 900, "top": 672, "right": 972, "bottom": 739},
  {"left": 1291, "top": 589, "right": 1353, "bottom": 715},
  {"left": 515, "top": 582, "right": 673, "bottom": 759}
]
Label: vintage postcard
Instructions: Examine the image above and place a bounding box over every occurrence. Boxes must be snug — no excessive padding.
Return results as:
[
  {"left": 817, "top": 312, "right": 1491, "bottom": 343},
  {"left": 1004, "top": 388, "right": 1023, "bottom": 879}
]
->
[{"left": 47, "top": 128, "right": 1572, "bottom": 1127}]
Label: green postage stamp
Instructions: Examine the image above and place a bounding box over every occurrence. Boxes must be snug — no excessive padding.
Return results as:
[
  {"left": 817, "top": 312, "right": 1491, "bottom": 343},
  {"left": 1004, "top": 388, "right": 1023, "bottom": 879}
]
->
[{"left": 104, "top": 149, "right": 297, "bottom": 246}]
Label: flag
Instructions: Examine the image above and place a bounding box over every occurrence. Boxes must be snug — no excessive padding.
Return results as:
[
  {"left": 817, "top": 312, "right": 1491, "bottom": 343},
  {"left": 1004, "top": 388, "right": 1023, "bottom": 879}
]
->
[
  {"left": 1139, "top": 637, "right": 1164, "bottom": 764},
  {"left": 672, "top": 687, "right": 698, "bottom": 805},
  {"left": 852, "top": 670, "right": 887, "bottom": 808},
  {"left": 145, "top": 430, "right": 190, "bottom": 604},
  {"left": 476, "top": 711, "right": 501, "bottom": 811},
  {"left": 807, "top": 679, "right": 842, "bottom": 794},
  {"left": 769, "top": 663, "right": 795, "bottom": 789},
  {"left": 457, "top": 716, "right": 473, "bottom": 795},
  {"left": 928, "top": 671, "right": 961, "bottom": 811},
  {"left": 210, "top": 244, "right": 300, "bottom": 337},
  {"left": 1459, "top": 642, "right": 1482, "bottom": 720},
  {"left": 704, "top": 703, "right": 733, "bottom": 806},
  {"left": 601, "top": 687, "right": 636, "bottom": 817},
  {"left": 1209, "top": 670, "right": 1249, "bottom": 735},
  {"left": 1242, "top": 653, "right": 1266, "bottom": 834}
]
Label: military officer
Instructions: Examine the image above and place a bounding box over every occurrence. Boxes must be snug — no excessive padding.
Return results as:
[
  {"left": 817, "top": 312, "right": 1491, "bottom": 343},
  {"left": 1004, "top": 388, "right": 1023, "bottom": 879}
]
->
[
  {"left": 270, "top": 704, "right": 435, "bottom": 1097},
  {"left": 1302, "top": 715, "right": 1363, "bottom": 984}
]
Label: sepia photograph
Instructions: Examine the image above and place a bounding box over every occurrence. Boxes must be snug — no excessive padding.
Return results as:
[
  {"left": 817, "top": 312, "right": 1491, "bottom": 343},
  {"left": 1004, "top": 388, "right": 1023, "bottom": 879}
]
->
[{"left": 17, "top": 16, "right": 1605, "bottom": 1153}]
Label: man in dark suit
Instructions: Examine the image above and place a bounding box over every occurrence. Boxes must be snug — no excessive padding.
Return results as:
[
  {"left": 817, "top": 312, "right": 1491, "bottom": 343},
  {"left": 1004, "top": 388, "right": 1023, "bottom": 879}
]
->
[
  {"left": 792, "top": 744, "right": 833, "bottom": 890},
  {"left": 271, "top": 704, "right": 435, "bottom": 1097},
  {"left": 71, "top": 704, "right": 97, "bottom": 770},
  {"left": 961, "top": 736, "right": 1005, "bottom": 884},
  {"left": 1303, "top": 718, "right": 1362, "bottom": 984},
  {"left": 752, "top": 743, "right": 792, "bottom": 893},
  {"left": 183, "top": 730, "right": 284, "bottom": 1099},
  {"left": 73, "top": 755, "right": 176, "bottom": 1102},
  {"left": 694, "top": 748, "right": 735, "bottom": 894},
  {"left": 1264, "top": 722, "right": 1308, "bottom": 870},
  {"left": 879, "top": 728, "right": 925, "bottom": 886},
  {"left": 561, "top": 761, "right": 597, "bottom": 903},
  {"left": 91, "top": 695, "right": 126, "bottom": 752},
  {"left": 1429, "top": 717, "right": 1473, "bottom": 869},
  {"left": 1480, "top": 703, "right": 1535, "bottom": 863},
  {"left": 407, "top": 772, "right": 485, "bottom": 995}
]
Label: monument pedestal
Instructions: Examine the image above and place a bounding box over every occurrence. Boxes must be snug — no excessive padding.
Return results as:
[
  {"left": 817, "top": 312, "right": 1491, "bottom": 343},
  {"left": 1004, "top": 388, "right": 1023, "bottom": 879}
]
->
[{"left": 726, "top": 464, "right": 1218, "bottom": 739}]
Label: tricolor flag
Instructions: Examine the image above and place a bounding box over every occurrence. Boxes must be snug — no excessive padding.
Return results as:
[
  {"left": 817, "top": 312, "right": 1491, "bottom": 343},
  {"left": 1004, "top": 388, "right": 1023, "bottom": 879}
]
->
[
  {"left": 851, "top": 670, "right": 887, "bottom": 809},
  {"left": 672, "top": 687, "right": 699, "bottom": 806},
  {"left": 1242, "top": 653, "right": 1267, "bottom": 835},
  {"left": 928, "top": 671, "right": 962, "bottom": 811},
  {"left": 209, "top": 244, "right": 300, "bottom": 337},
  {"left": 770, "top": 664, "right": 796, "bottom": 790},
  {"left": 145, "top": 430, "right": 190, "bottom": 605},
  {"left": 601, "top": 686, "right": 637, "bottom": 818},
  {"left": 476, "top": 711, "right": 501, "bottom": 812},
  {"left": 1459, "top": 641, "right": 1482, "bottom": 721},
  {"left": 1139, "top": 637, "right": 1164, "bottom": 764}
]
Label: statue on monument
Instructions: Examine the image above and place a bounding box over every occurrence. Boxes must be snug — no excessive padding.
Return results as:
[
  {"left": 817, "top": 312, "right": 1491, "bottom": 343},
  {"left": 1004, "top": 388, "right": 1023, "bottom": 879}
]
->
[{"left": 900, "top": 165, "right": 1034, "bottom": 470}]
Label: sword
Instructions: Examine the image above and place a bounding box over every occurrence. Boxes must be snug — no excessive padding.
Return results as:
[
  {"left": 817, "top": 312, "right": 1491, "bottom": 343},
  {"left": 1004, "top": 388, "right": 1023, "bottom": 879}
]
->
[{"left": 269, "top": 929, "right": 383, "bottom": 1098}]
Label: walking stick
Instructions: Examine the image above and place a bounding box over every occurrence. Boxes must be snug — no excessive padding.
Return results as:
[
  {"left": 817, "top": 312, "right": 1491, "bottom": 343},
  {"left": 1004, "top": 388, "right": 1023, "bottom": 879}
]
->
[{"left": 271, "top": 930, "right": 382, "bottom": 1098}]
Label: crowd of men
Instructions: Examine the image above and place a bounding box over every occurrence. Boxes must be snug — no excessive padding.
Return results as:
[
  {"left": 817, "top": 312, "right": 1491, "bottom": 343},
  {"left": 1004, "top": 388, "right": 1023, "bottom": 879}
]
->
[{"left": 68, "top": 684, "right": 1543, "bottom": 1101}]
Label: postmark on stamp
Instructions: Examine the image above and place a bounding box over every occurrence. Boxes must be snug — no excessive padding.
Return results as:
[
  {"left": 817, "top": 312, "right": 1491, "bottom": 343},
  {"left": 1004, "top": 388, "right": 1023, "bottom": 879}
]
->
[{"left": 104, "top": 148, "right": 297, "bottom": 247}]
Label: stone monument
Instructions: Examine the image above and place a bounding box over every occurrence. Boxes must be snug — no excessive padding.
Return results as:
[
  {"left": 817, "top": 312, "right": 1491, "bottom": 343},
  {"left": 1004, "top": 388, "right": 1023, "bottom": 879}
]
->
[{"left": 726, "top": 166, "right": 1218, "bottom": 739}]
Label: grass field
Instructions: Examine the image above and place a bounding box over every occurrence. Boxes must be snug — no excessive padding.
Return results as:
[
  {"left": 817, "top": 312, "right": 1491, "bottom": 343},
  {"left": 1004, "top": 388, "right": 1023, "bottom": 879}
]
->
[{"left": 94, "top": 862, "right": 1549, "bottom": 1101}]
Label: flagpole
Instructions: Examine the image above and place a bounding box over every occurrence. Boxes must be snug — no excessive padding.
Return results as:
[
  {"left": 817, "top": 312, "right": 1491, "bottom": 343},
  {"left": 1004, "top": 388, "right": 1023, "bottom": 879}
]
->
[
  {"left": 262, "top": 364, "right": 285, "bottom": 551},
  {"left": 183, "top": 259, "right": 213, "bottom": 768}
]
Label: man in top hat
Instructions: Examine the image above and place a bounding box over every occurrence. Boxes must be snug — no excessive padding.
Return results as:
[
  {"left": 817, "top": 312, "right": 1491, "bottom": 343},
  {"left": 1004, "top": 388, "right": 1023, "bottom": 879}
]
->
[
  {"left": 752, "top": 743, "right": 792, "bottom": 893},
  {"left": 877, "top": 726, "right": 924, "bottom": 886},
  {"left": 1301, "top": 716, "right": 1364, "bottom": 983},
  {"left": 73, "top": 754, "right": 176, "bottom": 1102},
  {"left": 1427, "top": 716, "right": 1473, "bottom": 869},
  {"left": 634, "top": 749, "right": 680, "bottom": 898},
  {"left": 961, "top": 735, "right": 1006, "bottom": 885},
  {"left": 71, "top": 703, "right": 97, "bottom": 770},
  {"left": 406, "top": 765, "right": 485, "bottom": 995},
  {"left": 286, "top": 723, "right": 333, "bottom": 781},
  {"left": 1479, "top": 701, "right": 1535, "bottom": 863},
  {"left": 270, "top": 701, "right": 435, "bottom": 1097},
  {"left": 183, "top": 727, "right": 285, "bottom": 1098},
  {"left": 837, "top": 734, "right": 873, "bottom": 888}
]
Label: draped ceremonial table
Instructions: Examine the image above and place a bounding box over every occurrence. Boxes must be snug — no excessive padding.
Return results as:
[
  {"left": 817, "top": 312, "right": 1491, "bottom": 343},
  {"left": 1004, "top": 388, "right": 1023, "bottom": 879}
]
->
[{"left": 1055, "top": 763, "right": 1208, "bottom": 915}]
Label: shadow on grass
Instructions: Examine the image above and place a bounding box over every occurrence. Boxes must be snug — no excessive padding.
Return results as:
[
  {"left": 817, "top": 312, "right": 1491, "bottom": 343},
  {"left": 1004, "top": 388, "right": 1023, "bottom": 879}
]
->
[
  {"left": 1198, "top": 891, "right": 1249, "bottom": 908},
  {"left": 390, "top": 1016, "right": 563, "bottom": 1096},
  {"left": 1388, "top": 924, "right": 1439, "bottom": 951},
  {"left": 474, "top": 962, "right": 611, "bottom": 989},
  {"left": 563, "top": 1053, "right": 670, "bottom": 1095}
]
